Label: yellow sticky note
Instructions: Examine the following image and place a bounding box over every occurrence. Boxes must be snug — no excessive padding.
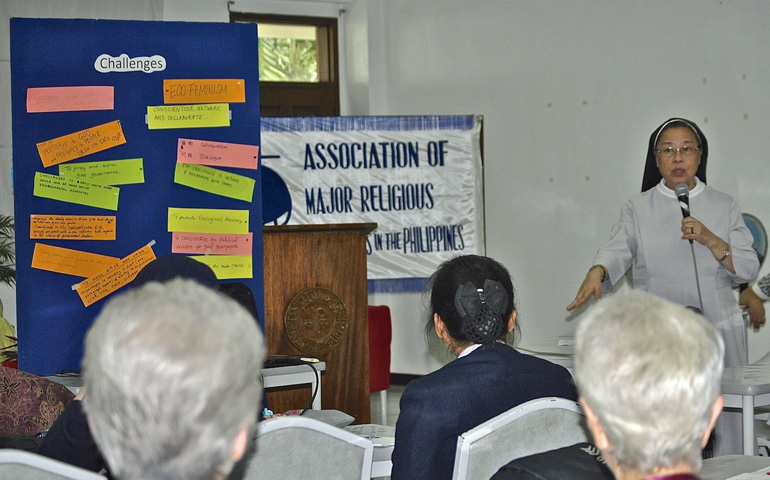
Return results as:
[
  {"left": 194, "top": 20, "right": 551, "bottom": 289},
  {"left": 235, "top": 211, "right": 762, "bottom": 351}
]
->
[
  {"left": 31, "top": 243, "right": 119, "bottom": 277},
  {"left": 164, "top": 79, "right": 245, "bottom": 104},
  {"left": 147, "top": 104, "right": 230, "bottom": 130},
  {"left": 36, "top": 120, "right": 126, "bottom": 168},
  {"left": 74, "top": 244, "right": 157, "bottom": 307},
  {"left": 34, "top": 172, "right": 120, "bottom": 211},
  {"left": 30, "top": 215, "right": 116, "bottom": 240},
  {"left": 59, "top": 158, "right": 144, "bottom": 186},
  {"left": 167, "top": 207, "right": 249, "bottom": 234},
  {"left": 174, "top": 163, "right": 254, "bottom": 202},
  {"left": 191, "top": 255, "right": 253, "bottom": 280}
]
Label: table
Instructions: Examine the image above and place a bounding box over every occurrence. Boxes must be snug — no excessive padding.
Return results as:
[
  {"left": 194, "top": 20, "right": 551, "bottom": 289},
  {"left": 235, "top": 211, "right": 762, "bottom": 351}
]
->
[
  {"left": 45, "top": 361, "right": 327, "bottom": 410},
  {"left": 261, "top": 362, "right": 326, "bottom": 410},
  {"left": 343, "top": 424, "right": 394, "bottom": 478},
  {"left": 720, "top": 364, "right": 770, "bottom": 455},
  {"left": 517, "top": 337, "right": 576, "bottom": 373},
  {"left": 700, "top": 454, "right": 770, "bottom": 479}
]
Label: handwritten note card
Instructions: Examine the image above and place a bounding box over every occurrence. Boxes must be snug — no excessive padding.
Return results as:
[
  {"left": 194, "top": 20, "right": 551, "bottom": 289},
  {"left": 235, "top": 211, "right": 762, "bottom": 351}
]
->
[
  {"left": 147, "top": 104, "right": 230, "bottom": 130},
  {"left": 74, "top": 244, "right": 157, "bottom": 307},
  {"left": 36, "top": 120, "right": 126, "bottom": 168},
  {"left": 163, "top": 79, "right": 245, "bottom": 104},
  {"left": 177, "top": 138, "right": 259, "bottom": 170},
  {"left": 59, "top": 158, "right": 145, "bottom": 186},
  {"left": 174, "top": 163, "right": 254, "bottom": 202},
  {"left": 191, "top": 255, "right": 253, "bottom": 280},
  {"left": 31, "top": 243, "right": 119, "bottom": 277},
  {"left": 27, "top": 86, "right": 114, "bottom": 113},
  {"left": 34, "top": 172, "right": 120, "bottom": 211},
  {"left": 167, "top": 207, "right": 249, "bottom": 234},
  {"left": 30, "top": 215, "right": 116, "bottom": 240},
  {"left": 171, "top": 232, "right": 253, "bottom": 256}
]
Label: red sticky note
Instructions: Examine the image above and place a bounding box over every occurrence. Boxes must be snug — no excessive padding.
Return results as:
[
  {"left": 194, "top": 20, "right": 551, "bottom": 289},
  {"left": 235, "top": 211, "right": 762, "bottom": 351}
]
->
[
  {"left": 177, "top": 138, "right": 259, "bottom": 170},
  {"left": 27, "top": 86, "right": 114, "bottom": 113}
]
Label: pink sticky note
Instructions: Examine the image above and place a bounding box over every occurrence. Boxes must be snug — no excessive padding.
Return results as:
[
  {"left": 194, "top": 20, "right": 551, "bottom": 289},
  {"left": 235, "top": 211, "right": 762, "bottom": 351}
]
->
[
  {"left": 171, "top": 232, "right": 253, "bottom": 256},
  {"left": 177, "top": 138, "right": 259, "bottom": 170},
  {"left": 27, "top": 86, "right": 115, "bottom": 113}
]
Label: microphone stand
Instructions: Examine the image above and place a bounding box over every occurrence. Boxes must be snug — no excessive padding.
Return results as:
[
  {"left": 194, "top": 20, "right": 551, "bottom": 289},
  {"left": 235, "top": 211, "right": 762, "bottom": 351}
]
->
[
  {"left": 676, "top": 184, "right": 705, "bottom": 314},
  {"left": 688, "top": 241, "right": 705, "bottom": 314}
]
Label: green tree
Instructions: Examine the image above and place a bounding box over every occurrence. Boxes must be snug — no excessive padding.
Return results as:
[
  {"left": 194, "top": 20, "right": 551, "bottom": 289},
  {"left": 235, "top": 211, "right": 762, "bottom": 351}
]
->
[{"left": 259, "top": 37, "right": 318, "bottom": 82}]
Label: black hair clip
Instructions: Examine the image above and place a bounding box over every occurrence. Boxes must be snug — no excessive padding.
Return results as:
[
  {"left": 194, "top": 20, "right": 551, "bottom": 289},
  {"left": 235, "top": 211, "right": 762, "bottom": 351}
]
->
[{"left": 454, "top": 279, "right": 508, "bottom": 343}]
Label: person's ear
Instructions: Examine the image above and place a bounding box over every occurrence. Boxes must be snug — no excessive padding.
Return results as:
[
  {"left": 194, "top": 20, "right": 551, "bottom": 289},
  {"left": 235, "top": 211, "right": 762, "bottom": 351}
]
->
[
  {"left": 434, "top": 313, "right": 448, "bottom": 341},
  {"left": 230, "top": 425, "right": 250, "bottom": 462},
  {"left": 579, "top": 397, "right": 610, "bottom": 451},
  {"left": 507, "top": 310, "right": 517, "bottom": 333},
  {"left": 701, "top": 395, "right": 724, "bottom": 448}
]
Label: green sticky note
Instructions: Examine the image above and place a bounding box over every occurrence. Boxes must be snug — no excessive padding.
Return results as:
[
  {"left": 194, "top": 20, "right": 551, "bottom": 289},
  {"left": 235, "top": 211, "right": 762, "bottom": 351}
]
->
[
  {"left": 167, "top": 207, "right": 249, "bottom": 234},
  {"left": 34, "top": 172, "right": 120, "bottom": 211},
  {"left": 59, "top": 158, "right": 145, "bottom": 185},
  {"left": 174, "top": 163, "right": 254, "bottom": 202},
  {"left": 147, "top": 103, "right": 230, "bottom": 129}
]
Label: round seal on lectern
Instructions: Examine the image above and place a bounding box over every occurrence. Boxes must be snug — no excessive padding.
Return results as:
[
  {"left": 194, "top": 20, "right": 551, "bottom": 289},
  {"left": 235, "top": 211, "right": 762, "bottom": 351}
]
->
[{"left": 284, "top": 287, "right": 348, "bottom": 354}]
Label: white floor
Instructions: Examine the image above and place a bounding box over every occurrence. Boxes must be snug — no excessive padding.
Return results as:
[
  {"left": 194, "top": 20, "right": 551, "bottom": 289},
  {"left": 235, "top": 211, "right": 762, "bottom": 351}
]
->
[
  {"left": 369, "top": 383, "right": 404, "bottom": 427},
  {"left": 368, "top": 384, "right": 404, "bottom": 479}
]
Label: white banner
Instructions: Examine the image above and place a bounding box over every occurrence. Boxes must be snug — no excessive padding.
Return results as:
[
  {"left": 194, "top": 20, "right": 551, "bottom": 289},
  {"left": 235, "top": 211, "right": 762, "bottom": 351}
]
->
[{"left": 260, "top": 115, "right": 484, "bottom": 291}]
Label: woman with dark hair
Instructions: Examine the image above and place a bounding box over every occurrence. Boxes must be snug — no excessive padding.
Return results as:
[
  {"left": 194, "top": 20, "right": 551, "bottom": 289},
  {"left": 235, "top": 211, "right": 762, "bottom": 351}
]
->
[
  {"left": 391, "top": 255, "right": 577, "bottom": 480},
  {"left": 566, "top": 118, "right": 759, "bottom": 454}
]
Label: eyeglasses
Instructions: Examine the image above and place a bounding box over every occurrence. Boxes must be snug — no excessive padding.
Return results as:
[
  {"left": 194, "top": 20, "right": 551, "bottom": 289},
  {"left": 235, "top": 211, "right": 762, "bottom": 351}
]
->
[{"left": 655, "top": 145, "right": 700, "bottom": 159}]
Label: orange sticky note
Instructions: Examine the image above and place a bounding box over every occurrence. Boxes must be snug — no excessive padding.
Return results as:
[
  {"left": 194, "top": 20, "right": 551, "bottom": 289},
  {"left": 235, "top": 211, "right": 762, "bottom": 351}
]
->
[
  {"left": 36, "top": 120, "right": 126, "bottom": 168},
  {"left": 27, "top": 86, "right": 114, "bottom": 113},
  {"left": 74, "top": 244, "right": 157, "bottom": 307},
  {"left": 30, "top": 215, "right": 116, "bottom": 240},
  {"left": 164, "top": 79, "right": 245, "bottom": 104},
  {"left": 171, "top": 232, "right": 253, "bottom": 255},
  {"left": 31, "top": 243, "right": 119, "bottom": 278},
  {"left": 177, "top": 138, "right": 259, "bottom": 170}
]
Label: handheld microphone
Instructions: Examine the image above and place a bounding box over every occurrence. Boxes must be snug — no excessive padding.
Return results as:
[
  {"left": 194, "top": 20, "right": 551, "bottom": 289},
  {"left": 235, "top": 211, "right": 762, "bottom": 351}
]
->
[
  {"left": 675, "top": 183, "right": 690, "bottom": 218},
  {"left": 674, "top": 183, "right": 692, "bottom": 244}
]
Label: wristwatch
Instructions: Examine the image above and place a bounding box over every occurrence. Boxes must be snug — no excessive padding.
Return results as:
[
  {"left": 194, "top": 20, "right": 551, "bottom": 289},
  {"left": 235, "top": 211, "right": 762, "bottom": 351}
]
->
[{"left": 718, "top": 246, "right": 730, "bottom": 263}]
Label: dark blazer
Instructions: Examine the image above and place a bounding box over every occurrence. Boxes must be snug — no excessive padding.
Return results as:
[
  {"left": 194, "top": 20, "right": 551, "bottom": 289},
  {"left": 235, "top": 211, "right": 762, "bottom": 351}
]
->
[
  {"left": 491, "top": 442, "right": 614, "bottom": 480},
  {"left": 391, "top": 343, "right": 578, "bottom": 480}
]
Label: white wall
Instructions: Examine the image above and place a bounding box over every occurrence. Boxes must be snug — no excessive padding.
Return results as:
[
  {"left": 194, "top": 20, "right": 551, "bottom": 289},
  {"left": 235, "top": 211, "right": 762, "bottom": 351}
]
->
[
  {"left": 349, "top": 0, "right": 770, "bottom": 370},
  {"left": 3, "top": 0, "right": 770, "bottom": 373}
]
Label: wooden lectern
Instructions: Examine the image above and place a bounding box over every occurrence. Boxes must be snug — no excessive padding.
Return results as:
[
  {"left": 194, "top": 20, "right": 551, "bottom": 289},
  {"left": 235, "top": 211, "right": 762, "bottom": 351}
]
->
[{"left": 263, "top": 223, "right": 377, "bottom": 424}]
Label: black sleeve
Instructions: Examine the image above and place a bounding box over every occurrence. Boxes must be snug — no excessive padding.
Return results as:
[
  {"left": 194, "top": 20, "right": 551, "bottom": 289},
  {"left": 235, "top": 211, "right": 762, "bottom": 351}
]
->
[{"left": 37, "top": 400, "right": 109, "bottom": 475}]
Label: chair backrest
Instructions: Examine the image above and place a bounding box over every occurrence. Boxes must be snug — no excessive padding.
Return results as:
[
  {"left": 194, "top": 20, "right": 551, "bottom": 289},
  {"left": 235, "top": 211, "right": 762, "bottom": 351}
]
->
[
  {"left": 0, "top": 449, "right": 105, "bottom": 480},
  {"left": 452, "top": 397, "right": 589, "bottom": 480},
  {"left": 233, "top": 416, "right": 374, "bottom": 480},
  {"left": 367, "top": 305, "right": 392, "bottom": 393}
]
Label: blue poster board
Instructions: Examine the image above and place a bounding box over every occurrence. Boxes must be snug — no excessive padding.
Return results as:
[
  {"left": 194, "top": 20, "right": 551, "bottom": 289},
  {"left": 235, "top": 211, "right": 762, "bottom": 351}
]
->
[{"left": 10, "top": 18, "right": 262, "bottom": 375}]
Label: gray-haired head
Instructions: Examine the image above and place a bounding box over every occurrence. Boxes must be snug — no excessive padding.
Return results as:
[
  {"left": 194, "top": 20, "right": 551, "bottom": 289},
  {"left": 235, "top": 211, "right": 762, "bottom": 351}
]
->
[
  {"left": 83, "top": 278, "right": 265, "bottom": 480},
  {"left": 574, "top": 289, "right": 724, "bottom": 475}
]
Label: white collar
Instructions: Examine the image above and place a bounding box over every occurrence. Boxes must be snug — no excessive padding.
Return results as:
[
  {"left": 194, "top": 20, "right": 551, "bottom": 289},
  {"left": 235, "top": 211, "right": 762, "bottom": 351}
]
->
[
  {"left": 458, "top": 343, "right": 482, "bottom": 358},
  {"left": 655, "top": 177, "right": 704, "bottom": 199},
  {"left": 458, "top": 340, "right": 507, "bottom": 358}
]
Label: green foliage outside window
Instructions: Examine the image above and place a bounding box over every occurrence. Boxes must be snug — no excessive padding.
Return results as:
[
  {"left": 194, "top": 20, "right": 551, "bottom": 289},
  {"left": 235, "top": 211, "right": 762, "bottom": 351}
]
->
[{"left": 259, "top": 38, "right": 318, "bottom": 82}]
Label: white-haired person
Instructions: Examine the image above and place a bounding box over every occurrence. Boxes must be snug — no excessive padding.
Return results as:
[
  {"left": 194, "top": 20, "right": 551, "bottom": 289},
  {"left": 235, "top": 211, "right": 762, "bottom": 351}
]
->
[
  {"left": 574, "top": 289, "right": 724, "bottom": 480},
  {"left": 81, "top": 278, "right": 266, "bottom": 480}
]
